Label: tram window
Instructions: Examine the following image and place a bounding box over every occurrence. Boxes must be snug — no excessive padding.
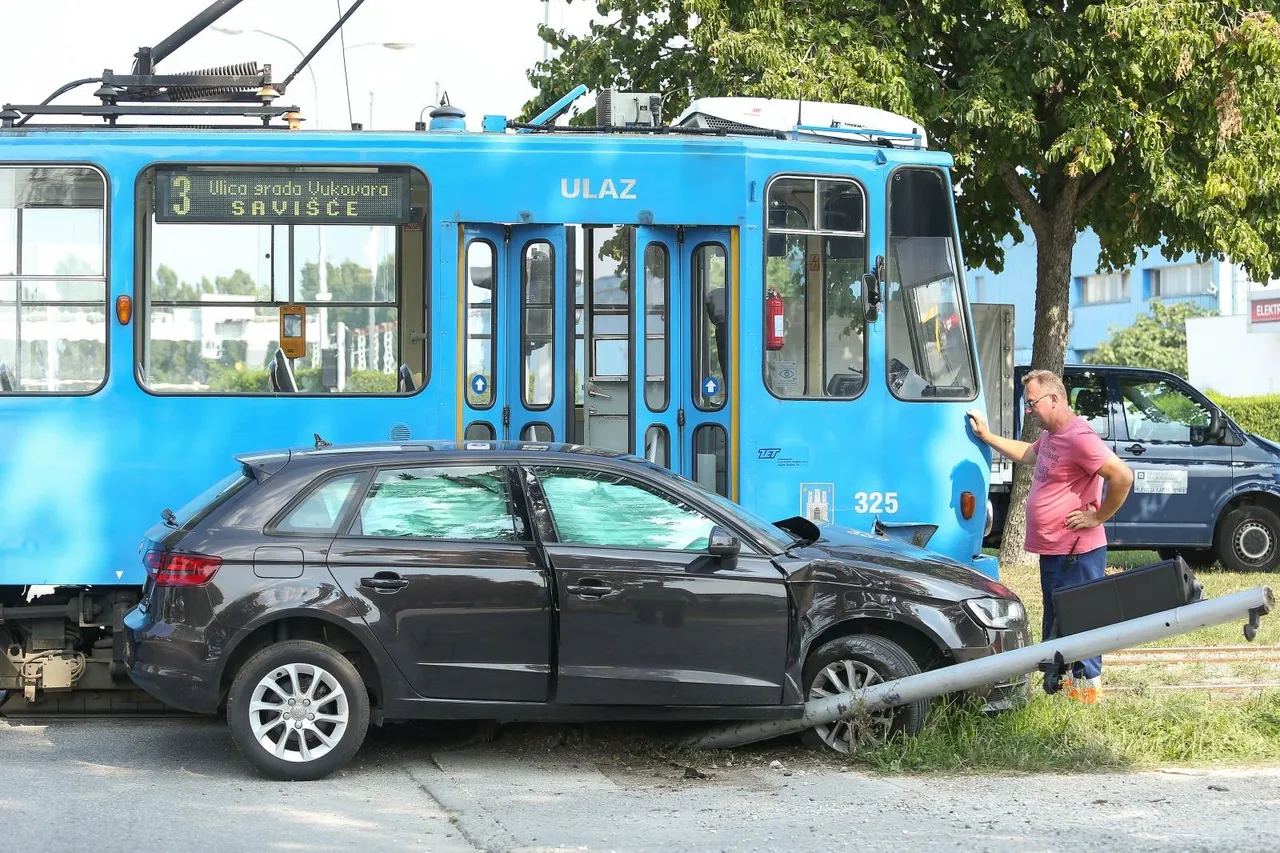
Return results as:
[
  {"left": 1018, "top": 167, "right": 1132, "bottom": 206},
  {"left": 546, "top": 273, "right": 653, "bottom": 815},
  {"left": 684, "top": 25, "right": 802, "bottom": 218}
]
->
[
  {"left": 692, "top": 244, "right": 728, "bottom": 411},
  {"left": 763, "top": 175, "right": 867, "bottom": 400},
  {"left": 522, "top": 240, "right": 555, "bottom": 408},
  {"left": 138, "top": 164, "right": 426, "bottom": 396},
  {"left": 465, "top": 422, "right": 496, "bottom": 441},
  {"left": 692, "top": 423, "right": 728, "bottom": 496},
  {"left": 466, "top": 240, "right": 495, "bottom": 408},
  {"left": 643, "top": 424, "right": 670, "bottom": 468},
  {"left": 885, "top": 168, "right": 976, "bottom": 401},
  {"left": 588, "top": 225, "right": 630, "bottom": 381},
  {"left": 643, "top": 243, "right": 669, "bottom": 412},
  {"left": 521, "top": 422, "right": 555, "bottom": 442},
  {"left": 0, "top": 165, "right": 108, "bottom": 394}
]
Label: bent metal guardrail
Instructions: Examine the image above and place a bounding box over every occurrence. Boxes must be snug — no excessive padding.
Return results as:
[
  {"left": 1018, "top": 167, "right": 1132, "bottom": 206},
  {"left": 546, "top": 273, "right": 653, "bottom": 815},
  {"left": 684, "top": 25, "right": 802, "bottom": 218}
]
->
[{"left": 693, "top": 586, "right": 1276, "bottom": 750}]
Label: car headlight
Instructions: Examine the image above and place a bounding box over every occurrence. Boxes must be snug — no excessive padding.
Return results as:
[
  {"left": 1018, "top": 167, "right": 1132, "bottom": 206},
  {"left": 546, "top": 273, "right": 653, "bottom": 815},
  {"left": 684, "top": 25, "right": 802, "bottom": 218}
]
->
[{"left": 964, "top": 597, "right": 1027, "bottom": 630}]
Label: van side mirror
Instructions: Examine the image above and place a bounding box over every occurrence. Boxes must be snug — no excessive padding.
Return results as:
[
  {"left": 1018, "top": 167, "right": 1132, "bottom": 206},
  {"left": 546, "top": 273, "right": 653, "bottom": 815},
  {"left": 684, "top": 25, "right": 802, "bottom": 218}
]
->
[
  {"left": 1207, "top": 406, "right": 1226, "bottom": 444},
  {"left": 708, "top": 526, "right": 740, "bottom": 569}
]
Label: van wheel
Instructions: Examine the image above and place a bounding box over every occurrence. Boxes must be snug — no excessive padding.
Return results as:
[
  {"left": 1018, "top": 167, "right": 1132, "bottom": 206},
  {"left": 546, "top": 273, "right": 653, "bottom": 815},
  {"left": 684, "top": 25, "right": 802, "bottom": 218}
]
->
[
  {"left": 1216, "top": 505, "right": 1280, "bottom": 573},
  {"left": 799, "top": 634, "right": 928, "bottom": 755},
  {"left": 227, "top": 640, "right": 370, "bottom": 781}
]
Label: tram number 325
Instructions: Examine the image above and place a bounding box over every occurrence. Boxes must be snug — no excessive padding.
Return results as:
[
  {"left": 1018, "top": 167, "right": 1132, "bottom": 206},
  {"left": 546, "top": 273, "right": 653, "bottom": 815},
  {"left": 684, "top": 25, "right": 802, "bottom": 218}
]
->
[{"left": 853, "top": 492, "right": 899, "bottom": 514}]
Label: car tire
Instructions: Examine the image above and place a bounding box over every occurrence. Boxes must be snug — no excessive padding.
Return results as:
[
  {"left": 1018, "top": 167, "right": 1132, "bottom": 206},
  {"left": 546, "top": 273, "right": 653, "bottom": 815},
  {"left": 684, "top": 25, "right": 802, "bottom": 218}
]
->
[
  {"left": 227, "top": 640, "right": 370, "bottom": 781},
  {"left": 799, "top": 634, "right": 928, "bottom": 755},
  {"left": 1215, "top": 505, "right": 1280, "bottom": 573}
]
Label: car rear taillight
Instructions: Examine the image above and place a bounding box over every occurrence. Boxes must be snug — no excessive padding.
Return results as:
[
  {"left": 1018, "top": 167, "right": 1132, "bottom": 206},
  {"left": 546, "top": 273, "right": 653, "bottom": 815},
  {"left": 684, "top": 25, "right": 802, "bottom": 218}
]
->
[{"left": 143, "top": 549, "right": 223, "bottom": 587}]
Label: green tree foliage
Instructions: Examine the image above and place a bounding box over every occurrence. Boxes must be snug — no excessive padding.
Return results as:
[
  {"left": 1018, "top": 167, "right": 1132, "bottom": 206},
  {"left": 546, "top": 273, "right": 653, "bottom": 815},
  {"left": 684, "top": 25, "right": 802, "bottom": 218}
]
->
[
  {"left": 524, "top": 0, "right": 1280, "bottom": 567},
  {"left": 1084, "top": 300, "right": 1217, "bottom": 377}
]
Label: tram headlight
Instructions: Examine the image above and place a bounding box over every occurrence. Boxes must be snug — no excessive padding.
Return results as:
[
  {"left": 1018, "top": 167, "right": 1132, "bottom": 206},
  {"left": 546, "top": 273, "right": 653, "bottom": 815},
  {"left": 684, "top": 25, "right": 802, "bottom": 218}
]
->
[{"left": 964, "top": 597, "right": 1027, "bottom": 630}]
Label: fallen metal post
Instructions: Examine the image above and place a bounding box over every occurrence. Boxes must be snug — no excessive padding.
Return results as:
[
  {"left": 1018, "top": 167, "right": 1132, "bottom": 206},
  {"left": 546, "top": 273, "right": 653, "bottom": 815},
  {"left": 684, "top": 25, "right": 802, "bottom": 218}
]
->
[{"left": 694, "top": 586, "right": 1274, "bottom": 749}]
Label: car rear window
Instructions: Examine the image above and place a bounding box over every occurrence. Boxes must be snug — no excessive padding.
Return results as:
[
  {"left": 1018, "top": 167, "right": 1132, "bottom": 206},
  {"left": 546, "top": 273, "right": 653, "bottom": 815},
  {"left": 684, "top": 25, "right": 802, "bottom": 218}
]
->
[{"left": 173, "top": 468, "right": 253, "bottom": 530}]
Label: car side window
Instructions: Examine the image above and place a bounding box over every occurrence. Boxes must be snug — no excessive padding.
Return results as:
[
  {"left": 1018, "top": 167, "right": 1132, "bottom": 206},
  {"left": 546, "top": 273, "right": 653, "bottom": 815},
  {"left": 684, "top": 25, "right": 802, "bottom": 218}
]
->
[
  {"left": 1119, "top": 378, "right": 1211, "bottom": 443},
  {"left": 1064, "top": 373, "right": 1109, "bottom": 438},
  {"left": 532, "top": 467, "right": 716, "bottom": 551},
  {"left": 276, "top": 472, "right": 364, "bottom": 534},
  {"left": 353, "top": 465, "right": 519, "bottom": 541}
]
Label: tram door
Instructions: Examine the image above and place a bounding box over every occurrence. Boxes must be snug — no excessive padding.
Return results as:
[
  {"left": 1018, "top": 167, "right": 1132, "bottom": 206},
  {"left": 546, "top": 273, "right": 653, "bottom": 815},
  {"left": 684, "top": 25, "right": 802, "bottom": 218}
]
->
[
  {"left": 631, "top": 226, "right": 733, "bottom": 496},
  {"left": 460, "top": 225, "right": 571, "bottom": 442}
]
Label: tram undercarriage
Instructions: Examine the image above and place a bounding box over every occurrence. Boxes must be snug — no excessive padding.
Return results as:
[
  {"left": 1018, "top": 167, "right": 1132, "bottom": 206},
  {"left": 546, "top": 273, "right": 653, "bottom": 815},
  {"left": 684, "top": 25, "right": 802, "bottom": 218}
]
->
[{"left": 0, "top": 586, "right": 157, "bottom": 714}]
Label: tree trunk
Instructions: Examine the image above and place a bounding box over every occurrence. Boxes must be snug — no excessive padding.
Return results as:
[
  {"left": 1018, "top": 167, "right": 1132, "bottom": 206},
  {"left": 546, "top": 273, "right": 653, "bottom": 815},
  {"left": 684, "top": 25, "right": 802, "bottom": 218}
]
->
[{"left": 996, "top": 218, "right": 1076, "bottom": 572}]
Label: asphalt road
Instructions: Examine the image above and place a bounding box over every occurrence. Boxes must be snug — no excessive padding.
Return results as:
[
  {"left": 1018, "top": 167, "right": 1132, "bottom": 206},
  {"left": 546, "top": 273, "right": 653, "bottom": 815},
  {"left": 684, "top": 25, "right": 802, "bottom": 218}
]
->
[{"left": 3, "top": 717, "right": 1279, "bottom": 853}]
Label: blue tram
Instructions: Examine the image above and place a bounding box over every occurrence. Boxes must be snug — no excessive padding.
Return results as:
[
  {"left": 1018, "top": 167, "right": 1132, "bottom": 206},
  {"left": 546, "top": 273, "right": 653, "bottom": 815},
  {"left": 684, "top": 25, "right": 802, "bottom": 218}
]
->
[{"left": 0, "top": 9, "right": 993, "bottom": 705}]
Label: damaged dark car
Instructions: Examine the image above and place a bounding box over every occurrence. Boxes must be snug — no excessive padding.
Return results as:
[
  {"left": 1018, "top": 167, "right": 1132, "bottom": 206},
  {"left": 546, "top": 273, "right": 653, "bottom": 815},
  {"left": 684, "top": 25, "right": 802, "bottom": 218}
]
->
[{"left": 124, "top": 441, "right": 1030, "bottom": 781}]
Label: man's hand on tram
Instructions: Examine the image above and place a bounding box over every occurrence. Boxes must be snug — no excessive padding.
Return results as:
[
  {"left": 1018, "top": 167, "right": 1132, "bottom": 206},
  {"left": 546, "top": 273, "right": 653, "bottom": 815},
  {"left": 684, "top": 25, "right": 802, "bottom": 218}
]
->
[{"left": 966, "top": 408, "right": 990, "bottom": 440}]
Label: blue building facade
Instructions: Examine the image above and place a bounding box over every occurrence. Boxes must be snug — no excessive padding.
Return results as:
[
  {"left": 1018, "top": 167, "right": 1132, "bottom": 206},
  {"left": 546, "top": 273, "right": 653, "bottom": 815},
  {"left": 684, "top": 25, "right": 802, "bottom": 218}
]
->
[{"left": 970, "top": 225, "right": 1226, "bottom": 364}]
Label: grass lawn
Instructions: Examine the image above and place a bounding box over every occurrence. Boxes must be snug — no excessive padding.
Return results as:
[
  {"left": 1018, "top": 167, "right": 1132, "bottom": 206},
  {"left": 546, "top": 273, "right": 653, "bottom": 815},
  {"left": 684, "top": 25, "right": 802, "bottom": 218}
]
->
[{"left": 843, "top": 550, "right": 1280, "bottom": 773}]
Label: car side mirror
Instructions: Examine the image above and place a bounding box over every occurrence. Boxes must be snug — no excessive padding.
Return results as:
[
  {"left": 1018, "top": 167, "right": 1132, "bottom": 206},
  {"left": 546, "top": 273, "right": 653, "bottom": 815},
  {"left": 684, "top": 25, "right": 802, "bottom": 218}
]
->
[{"left": 708, "top": 526, "right": 740, "bottom": 568}]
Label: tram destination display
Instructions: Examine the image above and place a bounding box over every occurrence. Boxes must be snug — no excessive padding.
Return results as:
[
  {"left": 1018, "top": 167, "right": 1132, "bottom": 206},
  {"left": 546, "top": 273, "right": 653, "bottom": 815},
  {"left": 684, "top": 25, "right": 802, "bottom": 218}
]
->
[{"left": 154, "top": 169, "right": 412, "bottom": 224}]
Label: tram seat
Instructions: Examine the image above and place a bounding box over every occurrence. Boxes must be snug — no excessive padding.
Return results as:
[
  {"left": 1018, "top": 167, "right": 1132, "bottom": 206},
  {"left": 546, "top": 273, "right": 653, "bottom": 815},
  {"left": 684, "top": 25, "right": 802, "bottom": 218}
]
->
[
  {"left": 825, "top": 371, "right": 863, "bottom": 397},
  {"left": 267, "top": 349, "right": 299, "bottom": 393},
  {"left": 0, "top": 363, "right": 13, "bottom": 392},
  {"left": 397, "top": 364, "right": 416, "bottom": 393}
]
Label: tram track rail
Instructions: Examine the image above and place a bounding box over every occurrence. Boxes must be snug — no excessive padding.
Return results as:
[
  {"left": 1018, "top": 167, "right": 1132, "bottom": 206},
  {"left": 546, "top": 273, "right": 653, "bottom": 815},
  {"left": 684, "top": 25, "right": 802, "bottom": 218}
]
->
[{"left": 5, "top": 648, "right": 1279, "bottom": 721}]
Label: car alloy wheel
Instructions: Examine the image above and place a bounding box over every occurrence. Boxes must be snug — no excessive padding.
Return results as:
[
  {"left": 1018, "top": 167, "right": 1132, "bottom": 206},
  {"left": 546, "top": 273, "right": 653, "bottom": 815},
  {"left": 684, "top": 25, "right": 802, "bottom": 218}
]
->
[
  {"left": 227, "top": 639, "right": 370, "bottom": 781},
  {"left": 799, "top": 634, "right": 929, "bottom": 755},
  {"left": 808, "top": 659, "right": 893, "bottom": 753},
  {"left": 249, "top": 663, "right": 350, "bottom": 763}
]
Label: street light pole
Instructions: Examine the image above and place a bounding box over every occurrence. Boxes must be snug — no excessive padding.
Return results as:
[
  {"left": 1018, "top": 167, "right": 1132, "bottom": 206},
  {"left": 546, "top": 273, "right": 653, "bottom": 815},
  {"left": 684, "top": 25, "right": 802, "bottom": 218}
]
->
[{"left": 344, "top": 42, "right": 414, "bottom": 130}]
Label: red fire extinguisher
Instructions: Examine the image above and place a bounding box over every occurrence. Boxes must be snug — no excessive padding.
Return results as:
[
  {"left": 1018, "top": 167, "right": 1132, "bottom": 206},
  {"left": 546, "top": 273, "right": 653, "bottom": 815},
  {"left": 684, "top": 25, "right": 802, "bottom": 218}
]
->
[{"left": 765, "top": 288, "right": 785, "bottom": 351}]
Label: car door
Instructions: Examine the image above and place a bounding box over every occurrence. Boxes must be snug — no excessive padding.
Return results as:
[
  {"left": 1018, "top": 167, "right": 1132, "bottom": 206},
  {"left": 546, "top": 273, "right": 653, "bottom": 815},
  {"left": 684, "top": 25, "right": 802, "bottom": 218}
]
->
[
  {"left": 520, "top": 463, "right": 790, "bottom": 707},
  {"left": 1110, "top": 373, "right": 1234, "bottom": 549},
  {"left": 326, "top": 462, "right": 552, "bottom": 702}
]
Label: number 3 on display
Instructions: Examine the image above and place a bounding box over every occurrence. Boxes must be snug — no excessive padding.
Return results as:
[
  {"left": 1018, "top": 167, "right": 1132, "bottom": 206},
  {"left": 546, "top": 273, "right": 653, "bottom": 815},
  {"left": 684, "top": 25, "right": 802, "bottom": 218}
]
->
[
  {"left": 171, "top": 175, "right": 191, "bottom": 216},
  {"left": 854, "top": 491, "right": 898, "bottom": 514}
]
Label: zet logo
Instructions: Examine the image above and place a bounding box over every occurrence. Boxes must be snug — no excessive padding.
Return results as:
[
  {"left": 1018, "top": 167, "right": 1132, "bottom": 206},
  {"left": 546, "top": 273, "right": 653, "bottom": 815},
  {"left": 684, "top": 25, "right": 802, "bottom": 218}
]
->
[{"left": 758, "top": 447, "right": 781, "bottom": 459}]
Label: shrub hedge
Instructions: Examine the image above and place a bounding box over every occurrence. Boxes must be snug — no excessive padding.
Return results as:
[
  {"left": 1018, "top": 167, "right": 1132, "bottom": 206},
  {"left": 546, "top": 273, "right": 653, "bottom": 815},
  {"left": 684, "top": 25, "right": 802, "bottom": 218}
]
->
[{"left": 1208, "top": 392, "right": 1280, "bottom": 442}]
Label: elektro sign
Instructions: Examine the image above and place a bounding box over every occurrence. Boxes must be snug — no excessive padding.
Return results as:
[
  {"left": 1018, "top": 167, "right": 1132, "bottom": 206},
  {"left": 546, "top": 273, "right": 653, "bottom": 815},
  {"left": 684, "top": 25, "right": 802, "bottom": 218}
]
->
[{"left": 154, "top": 169, "right": 412, "bottom": 225}]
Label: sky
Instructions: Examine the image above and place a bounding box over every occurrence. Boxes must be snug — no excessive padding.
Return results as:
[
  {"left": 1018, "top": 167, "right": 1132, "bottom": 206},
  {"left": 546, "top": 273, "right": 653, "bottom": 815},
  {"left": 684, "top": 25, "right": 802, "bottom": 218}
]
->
[{"left": 0, "top": 0, "right": 598, "bottom": 131}]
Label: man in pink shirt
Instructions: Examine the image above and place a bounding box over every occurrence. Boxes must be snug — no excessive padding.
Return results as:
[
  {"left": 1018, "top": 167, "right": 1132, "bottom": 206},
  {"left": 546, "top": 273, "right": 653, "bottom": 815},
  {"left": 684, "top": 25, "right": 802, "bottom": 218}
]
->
[{"left": 968, "top": 369, "right": 1134, "bottom": 703}]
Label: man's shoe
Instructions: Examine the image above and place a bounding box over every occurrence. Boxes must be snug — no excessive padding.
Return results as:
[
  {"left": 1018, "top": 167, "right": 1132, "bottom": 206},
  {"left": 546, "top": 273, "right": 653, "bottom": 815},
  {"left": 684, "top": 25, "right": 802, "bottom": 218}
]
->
[{"left": 1068, "top": 676, "right": 1101, "bottom": 704}]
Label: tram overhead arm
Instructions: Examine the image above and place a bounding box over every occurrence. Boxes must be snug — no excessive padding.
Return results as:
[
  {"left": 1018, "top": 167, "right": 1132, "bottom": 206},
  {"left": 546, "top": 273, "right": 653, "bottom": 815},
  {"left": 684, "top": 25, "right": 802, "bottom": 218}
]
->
[{"left": 519, "top": 84, "right": 589, "bottom": 133}]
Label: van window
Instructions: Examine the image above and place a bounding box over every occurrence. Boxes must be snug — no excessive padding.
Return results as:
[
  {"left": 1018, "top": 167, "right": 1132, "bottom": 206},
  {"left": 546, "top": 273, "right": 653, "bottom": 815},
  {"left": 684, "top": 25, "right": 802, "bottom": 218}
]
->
[{"left": 1119, "top": 378, "right": 1212, "bottom": 444}]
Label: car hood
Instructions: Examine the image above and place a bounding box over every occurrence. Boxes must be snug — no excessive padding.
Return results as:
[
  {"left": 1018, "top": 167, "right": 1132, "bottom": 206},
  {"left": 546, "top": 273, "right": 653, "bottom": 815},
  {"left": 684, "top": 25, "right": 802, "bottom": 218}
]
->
[{"left": 775, "top": 517, "right": 1016, "bottom": 603}]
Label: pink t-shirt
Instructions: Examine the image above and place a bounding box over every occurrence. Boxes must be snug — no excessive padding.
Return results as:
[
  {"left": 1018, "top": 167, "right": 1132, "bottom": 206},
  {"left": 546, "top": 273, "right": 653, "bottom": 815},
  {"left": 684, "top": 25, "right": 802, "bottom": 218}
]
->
[{"left": 1024, "top": 416, "right": 1114, "bottom": 555}]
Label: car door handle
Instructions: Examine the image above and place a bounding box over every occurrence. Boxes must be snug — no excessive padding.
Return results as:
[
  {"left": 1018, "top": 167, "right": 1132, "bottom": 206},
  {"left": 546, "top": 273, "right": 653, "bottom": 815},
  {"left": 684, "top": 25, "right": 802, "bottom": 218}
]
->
[
  {"left": 360, "top": 572, "right": 409, "bottom": 592},
  {"left": 1126, "top": 444, "right": 1146, "bottom": 455},
  {"left": 566, "top": 578, "right": 615, "bottom": 598}
]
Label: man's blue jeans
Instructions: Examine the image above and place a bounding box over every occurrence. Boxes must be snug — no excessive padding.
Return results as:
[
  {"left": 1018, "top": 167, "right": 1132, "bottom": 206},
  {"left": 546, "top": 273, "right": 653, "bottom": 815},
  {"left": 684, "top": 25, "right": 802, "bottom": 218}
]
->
[{"left": 1039, "top": 545, "right": 1106, "bottom": 680}]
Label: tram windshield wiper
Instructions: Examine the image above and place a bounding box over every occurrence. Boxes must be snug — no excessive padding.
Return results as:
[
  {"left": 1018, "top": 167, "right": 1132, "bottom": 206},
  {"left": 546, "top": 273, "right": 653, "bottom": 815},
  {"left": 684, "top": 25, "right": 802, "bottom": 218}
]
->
[{"left": 161, "top": 508, "right": 178, "bottom": 528}]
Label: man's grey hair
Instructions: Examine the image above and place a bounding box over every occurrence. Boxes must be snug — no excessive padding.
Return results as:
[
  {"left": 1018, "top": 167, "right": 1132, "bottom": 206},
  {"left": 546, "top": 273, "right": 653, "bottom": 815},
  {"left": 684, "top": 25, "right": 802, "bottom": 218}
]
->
[{"left": 1021, "top": 368, "right": 1067, "bottom": 398}]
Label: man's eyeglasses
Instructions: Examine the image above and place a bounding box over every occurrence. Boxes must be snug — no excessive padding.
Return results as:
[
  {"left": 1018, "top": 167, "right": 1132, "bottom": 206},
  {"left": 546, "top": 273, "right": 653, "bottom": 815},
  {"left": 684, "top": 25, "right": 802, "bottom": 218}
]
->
[{"left": 1025, "top": 393, "right": 1051, "bottom": 411}]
